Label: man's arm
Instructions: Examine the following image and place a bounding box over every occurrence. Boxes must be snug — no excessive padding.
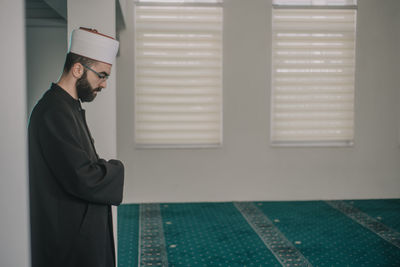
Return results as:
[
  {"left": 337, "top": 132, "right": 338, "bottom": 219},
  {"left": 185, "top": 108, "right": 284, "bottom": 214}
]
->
[{"left": 38, "top": 108, "right": 124, "bottom": 205}]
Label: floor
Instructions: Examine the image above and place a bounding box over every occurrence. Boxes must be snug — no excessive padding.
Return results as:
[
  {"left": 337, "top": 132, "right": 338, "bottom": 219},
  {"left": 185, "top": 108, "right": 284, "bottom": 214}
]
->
[{"left": 118, "top": 199, "right": 400, "bottom": 266}]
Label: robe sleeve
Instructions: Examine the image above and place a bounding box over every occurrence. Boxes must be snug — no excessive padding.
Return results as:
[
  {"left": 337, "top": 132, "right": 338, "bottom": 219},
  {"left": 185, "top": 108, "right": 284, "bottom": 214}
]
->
[{"left": 38, "top": 107, "right": 124, "bottom": 205}]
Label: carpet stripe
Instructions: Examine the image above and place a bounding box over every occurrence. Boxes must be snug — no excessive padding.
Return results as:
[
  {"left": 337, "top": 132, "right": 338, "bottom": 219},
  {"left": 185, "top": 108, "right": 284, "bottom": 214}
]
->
[
  {"left": 138, "top": 204, "right": 168, "bottom": 267},
  {"left": 325, "top": 200, "right": 400, "bottom": 249},
  {"left": 234, "top": 202, "right": 313, "bottom": 267}
]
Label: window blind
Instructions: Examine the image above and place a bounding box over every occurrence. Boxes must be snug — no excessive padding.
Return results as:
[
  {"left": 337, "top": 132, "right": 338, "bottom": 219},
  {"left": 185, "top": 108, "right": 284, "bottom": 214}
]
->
[
  {"left": 271, "top": 7, "right": 356, "bottom": 145},
  {"left": 134, "top": 2, "right": 223, "bottom": 147},
  {"left": 136, "top": 0, "right": 222, "bottom": 3},
  {"left": 273, "top": 0, "right": 357, "bottom": 6}
]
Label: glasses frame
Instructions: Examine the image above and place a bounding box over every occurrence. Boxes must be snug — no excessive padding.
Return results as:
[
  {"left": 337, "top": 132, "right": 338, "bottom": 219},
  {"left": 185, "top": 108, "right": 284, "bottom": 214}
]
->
[{"left": 81, "top": 63, "right": 110, "bottom": 80}]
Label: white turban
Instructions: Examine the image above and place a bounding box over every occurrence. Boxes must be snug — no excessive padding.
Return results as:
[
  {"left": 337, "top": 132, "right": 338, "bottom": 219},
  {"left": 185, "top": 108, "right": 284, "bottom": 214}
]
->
[{"left": 69, "top": 27, "right": 119, "bottom": 65}]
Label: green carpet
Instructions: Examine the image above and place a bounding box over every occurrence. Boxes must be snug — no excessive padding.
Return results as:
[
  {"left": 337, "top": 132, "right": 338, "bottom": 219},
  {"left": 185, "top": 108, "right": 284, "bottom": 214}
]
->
[{"left": 118, "top": 200, "right": 400, "bottom": 266}]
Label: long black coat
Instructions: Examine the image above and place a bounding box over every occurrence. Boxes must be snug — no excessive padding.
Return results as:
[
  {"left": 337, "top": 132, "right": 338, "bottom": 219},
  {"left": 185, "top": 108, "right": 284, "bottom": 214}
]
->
[{"left": 28, "top": 83, "right": 124, "bottom": 267}]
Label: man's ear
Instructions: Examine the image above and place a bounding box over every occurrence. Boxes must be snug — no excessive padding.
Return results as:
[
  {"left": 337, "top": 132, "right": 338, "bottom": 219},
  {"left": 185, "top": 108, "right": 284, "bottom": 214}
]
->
[{"left": 71, "top": 63, "right": 84, "bottom": 79}]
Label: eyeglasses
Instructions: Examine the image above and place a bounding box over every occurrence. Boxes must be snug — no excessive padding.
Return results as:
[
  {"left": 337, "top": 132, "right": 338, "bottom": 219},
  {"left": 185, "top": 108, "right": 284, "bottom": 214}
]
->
[{"left": 81, "top": 63, "right": 110, "bottom": 80}]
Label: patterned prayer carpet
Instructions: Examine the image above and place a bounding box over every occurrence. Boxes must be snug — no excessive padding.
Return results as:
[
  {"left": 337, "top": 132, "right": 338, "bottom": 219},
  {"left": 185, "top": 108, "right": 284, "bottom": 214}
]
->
[{"left": 118, "top": 199, "right": 400, "bottom": 266}]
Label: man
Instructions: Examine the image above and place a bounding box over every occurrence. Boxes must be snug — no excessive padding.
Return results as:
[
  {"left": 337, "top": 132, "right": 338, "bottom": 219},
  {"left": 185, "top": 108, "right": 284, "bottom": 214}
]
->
[{"left": 28, "top": 27, "right": 124, "bottom": 267}]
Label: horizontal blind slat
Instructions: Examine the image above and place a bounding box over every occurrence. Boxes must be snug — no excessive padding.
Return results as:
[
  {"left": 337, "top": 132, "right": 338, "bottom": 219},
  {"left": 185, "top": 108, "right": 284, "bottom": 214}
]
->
[
  {"left": 137, "top": 104, "right": 220, "bottom": 113},
  {"left": 136, "top": 49, "right": 221, "bottom": 58},
  {"left": 137, "top": 113, "right": 220, "bottom": 122},
  {"left": 274, "top": 111, "right": 353, "bottom": 119},
  {"left": 273, "top": 0, "right": 357, "bottom": 6},
  {"left": 137, "top": 87, "right": 220, "bottom": 95},
  {"left": 136, "top": 1, "right": 223, "bottom": 6}
]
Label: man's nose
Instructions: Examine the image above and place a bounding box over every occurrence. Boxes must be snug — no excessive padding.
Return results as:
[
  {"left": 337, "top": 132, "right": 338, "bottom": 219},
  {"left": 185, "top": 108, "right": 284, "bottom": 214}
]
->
[{"left": 100, "top": 79, "right": 107, "bottom": 88}]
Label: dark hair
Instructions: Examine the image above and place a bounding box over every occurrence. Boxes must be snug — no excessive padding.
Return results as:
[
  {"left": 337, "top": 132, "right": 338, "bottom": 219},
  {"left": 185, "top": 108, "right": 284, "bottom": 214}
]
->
[{"left": 63, "top": 52, "right": 96, "bottom": 73}]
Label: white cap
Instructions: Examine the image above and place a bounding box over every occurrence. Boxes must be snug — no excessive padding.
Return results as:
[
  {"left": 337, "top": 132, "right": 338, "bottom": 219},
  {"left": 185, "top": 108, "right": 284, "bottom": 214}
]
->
[{"left": 69, "top": 27, "right": 119, "bottom": 65}]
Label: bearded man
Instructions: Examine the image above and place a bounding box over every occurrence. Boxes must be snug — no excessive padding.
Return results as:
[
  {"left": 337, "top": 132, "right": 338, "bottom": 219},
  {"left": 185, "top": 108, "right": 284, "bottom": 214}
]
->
[{"left": 28, "top": 27, "right": 124, "bottom": 267}]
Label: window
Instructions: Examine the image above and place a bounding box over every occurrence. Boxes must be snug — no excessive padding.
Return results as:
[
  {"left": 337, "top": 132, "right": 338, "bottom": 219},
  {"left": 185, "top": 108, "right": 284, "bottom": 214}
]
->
[
  {"left": 134, "top": 0, "right": 223, "bottom": 147},
  {"left": 271, "top": 0, "right": 357, "bottom": 146}
]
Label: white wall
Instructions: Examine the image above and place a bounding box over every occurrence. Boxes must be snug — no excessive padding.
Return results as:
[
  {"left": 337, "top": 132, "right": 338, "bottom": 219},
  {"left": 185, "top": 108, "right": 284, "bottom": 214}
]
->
[
  {"left": 27, "top": 26, "right": 67, "bottom": 115},
  {"left": 117, "top": 0, "right": 400, "bottom": 203},
  {"left": 0, "top": 0, "right": 30, "bottom": 266}
]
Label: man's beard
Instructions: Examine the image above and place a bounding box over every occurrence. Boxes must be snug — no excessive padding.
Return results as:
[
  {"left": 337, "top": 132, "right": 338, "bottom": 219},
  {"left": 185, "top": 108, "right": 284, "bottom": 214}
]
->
[{"left": 76, "top": 71, "right": 101, "bottom": 102}]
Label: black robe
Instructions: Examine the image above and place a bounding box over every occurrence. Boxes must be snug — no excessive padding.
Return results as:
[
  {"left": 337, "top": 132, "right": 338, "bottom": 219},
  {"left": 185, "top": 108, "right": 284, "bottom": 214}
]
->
[{"left": 28, "top": 83, "right": 124, "bottom": 267}]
